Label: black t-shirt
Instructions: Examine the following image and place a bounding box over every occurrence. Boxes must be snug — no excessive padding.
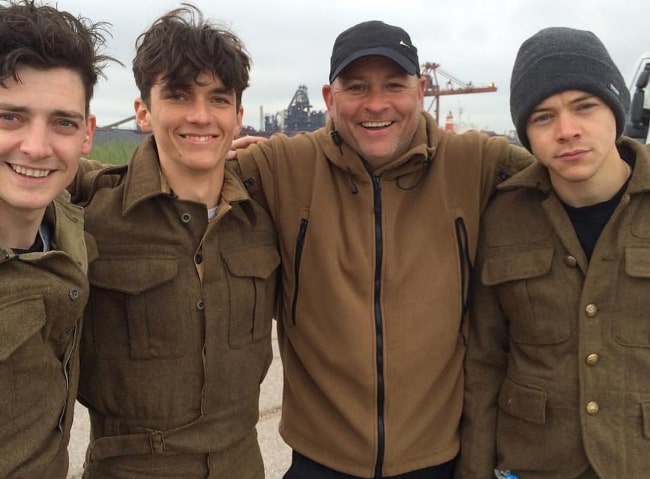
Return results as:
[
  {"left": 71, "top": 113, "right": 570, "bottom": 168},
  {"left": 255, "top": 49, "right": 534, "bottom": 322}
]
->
[
  {"left": 562, "top": 147, "right": 635, "bottom": 260},
  {"left": 12, "top": 222, "right": 52, "bottom": 255}
]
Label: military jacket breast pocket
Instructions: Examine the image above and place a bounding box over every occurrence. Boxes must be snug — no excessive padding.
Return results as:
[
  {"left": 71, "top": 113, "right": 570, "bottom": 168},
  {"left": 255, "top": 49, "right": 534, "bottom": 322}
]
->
[
  {"left": 615, "top": 247, "right": 650, "bottom": 348},
  {"left": 0, "top": 294, "right": 52, "bottom": 418},
  {"left": 87, "top": 256, "right": 186, "bottom": 359},
  {"left": 222, "top": 245, "right": 280, "bottom": 348},
  {"left": 482, "top": 247, "right": 572, "bottom": 345}
]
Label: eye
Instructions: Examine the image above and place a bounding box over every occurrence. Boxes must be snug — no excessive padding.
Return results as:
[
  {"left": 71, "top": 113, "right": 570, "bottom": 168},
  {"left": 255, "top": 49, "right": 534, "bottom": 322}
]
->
[
  {"left": 576, "top": 101, "right": 597, "bottom": 112},
  {"left": 0, "top": 112, "right": 19, "bottom": 122},
  {"left": 345, "top": 83, "right": 366, "bottom": 94},
  {"left": 386, "top": 82, "right": 407, "bottom": 92},
  {"left": 57, "top": 118, "right": 78, "bottom": 128},
  {"left": 211, "top": 96, "right": 231, "bottom": 105},
  {"left": 530, "top": 112, "right": 552, "bottom": 124},
  {"left": 0, "top": 112, "right": 22, "bottom": 129},
  {"left": 166, "top": 90, "right": 187, "bottom": 101}
]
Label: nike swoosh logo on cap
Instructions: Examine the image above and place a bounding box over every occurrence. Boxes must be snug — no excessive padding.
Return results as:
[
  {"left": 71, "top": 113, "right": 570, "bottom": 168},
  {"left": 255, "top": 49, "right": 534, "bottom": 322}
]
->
[{"left": 399, "top": 40, "right": 411, "bottom": 48}]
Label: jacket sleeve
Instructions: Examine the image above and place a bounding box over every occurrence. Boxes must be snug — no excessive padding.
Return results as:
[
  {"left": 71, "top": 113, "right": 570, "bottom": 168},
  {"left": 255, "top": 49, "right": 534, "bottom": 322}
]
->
[
  {"left": 478, "top": 139, "right": 534, "bottom": 213},
  {"left": 234, "top": 133, "right": 300, "bottom": 215},
  {"left": 68, "top": 158, "right": 109, "bottom": 204},
  {"left": 234, "top": 143, "right": 269, "bottom": 211},
  {"left": 456, "top": 236, "right": 509, "bottom": 479}
]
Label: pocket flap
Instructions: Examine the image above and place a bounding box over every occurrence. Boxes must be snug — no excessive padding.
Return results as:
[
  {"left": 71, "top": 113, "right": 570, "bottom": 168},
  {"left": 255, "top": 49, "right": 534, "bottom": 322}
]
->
[
  {"left": 222, "top": 245, "right": 280, "bottom": 279},
  {"left": 625, "top": 247, "right": 650, "bottom": 278},
  {"left": 0, "top": 295, "right": 46, "bottom": 361},
  {"left": 89, "top": 256, "right": 179, "bottom": 294},
  {"left": 482, "top": 247, "right": 553, "bottom": 286},
  {"left": 498, "top": 377, "right": 547, "bottom": 425}
]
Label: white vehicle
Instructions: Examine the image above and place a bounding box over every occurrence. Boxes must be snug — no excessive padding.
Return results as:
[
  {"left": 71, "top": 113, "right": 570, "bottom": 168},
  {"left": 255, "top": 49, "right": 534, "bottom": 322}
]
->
[{"left": 623, "top": 52, "right": 650, "bottom": 143}]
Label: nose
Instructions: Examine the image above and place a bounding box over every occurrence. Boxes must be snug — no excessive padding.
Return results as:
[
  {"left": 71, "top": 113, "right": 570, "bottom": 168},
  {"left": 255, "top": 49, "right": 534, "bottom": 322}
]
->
[
  {"left": 186, "top": 99, "right": 211, "bottom": 124},
  {"left": 556, "top": 111, "right": 580, "bottom": 141},
  {"left": 19, "top": 120, "right": 53, "bottom": 160},
  {"left": 363, "top": 86, "right": 389, "bottom": 112}
]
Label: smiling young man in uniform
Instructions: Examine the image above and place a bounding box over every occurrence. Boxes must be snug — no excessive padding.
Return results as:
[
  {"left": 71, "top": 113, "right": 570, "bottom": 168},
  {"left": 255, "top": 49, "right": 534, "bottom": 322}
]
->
[
  {"left": 72, "top": 5, "right": 279, "bottom": 478},
  {"left": 0, "top": 0, "right": 110, "bottom": 477}
]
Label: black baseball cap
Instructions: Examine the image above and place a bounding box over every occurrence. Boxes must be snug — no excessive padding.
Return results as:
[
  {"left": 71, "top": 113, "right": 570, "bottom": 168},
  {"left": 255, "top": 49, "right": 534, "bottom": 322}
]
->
[{"left": 329, "top": 20, "right": 420, "bottom": 83}]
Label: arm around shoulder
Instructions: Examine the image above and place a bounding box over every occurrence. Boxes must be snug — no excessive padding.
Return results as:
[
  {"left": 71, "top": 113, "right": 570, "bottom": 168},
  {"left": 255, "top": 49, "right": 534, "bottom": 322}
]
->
[{"left": 68, "top": 157, "right": 113, "bottom": 204}]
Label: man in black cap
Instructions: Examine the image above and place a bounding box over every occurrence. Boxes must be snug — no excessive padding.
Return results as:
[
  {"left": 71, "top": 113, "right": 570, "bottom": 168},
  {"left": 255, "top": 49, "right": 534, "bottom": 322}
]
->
[
  {"left": 458, "top": 27, "right": 650, "bottom": 479},
  {"left": 235, "top": 20, "right": 533, "bottom": 479}
]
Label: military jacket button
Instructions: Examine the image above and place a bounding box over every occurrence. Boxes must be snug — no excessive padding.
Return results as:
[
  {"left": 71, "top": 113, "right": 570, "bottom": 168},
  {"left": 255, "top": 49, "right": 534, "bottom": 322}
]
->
[
  {"left": 585, "top": 304, "right": 598, "bottom": 318},
  {"left": 181, "top": 213, "right": 192, "bottom": 223},
  {"left": 564, "top": 255, "right": 577, "bottom": 267},
  {"left": 586, "top": 353, "right": 600, "bottom": 366},
  {"left": 59, "top": 328, "right": 72, "bottom": 341},
  {"left": 586, "top": 401, "right": 600, "bottom": 415},
  {"left": 69, "top": 288, "right": 80, "bottom": 300}
]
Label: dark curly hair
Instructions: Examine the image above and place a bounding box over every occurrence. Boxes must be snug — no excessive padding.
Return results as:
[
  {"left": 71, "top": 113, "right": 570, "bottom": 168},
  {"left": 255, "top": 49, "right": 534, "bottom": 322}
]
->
[
  {"left": 0, "top": 0, "right": 115, "bottom": 114},
  {"left": 133, "top": 3, "right": 251, "bottom": 108}
]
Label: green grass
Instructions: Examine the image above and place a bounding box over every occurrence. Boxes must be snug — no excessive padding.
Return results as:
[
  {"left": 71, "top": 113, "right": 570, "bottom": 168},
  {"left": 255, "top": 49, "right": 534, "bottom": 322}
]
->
[{"left": 89, "top": 140, "right": 137, "bottom": 166}]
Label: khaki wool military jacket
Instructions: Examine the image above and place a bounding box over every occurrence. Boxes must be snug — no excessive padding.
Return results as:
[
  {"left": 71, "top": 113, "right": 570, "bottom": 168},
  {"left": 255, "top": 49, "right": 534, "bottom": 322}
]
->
[
  {"left": 72, "top": 136, "right": 280, "bottom": 479},
  {"left": 0, "top": 192, "right": 89, "bottom": 478},
  {"left": 458, "top": 138, "right": 650, "bottom": 479},
  {"left": 236, "top": 112, "right": 533, "bottom": 477}
]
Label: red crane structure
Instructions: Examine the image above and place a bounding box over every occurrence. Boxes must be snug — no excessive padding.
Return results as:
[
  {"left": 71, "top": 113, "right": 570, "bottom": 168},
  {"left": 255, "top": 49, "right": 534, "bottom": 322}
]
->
[{"left": 421, "top": 62, "right": 497, "bottom": 124}]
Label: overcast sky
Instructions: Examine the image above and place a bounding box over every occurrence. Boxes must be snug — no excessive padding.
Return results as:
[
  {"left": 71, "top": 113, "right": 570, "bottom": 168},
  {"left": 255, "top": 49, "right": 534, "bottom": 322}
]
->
[{"left": 52, "top": 0, "right": 649, "bottom": 134}]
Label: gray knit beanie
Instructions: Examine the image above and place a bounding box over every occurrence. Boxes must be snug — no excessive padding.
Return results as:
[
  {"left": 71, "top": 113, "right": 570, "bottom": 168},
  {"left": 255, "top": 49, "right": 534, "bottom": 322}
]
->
[{"left": 510, "top": 27, "right": 630, "bottom": 151}]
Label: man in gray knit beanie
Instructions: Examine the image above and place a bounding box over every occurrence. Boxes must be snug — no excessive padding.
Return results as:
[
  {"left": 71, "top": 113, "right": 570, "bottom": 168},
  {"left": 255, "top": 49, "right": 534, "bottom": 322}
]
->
[
  {"left": 510, "top": 26, "right": 630, "bottom": 151},
  {"left": 458, "top": 26, "right": 650, "bottom": 479}
]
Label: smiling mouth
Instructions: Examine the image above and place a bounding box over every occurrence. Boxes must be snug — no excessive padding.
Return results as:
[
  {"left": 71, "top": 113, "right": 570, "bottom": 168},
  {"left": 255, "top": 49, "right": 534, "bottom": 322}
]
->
[
  {"left": 10, "top": 164, "right": 52, "bottom": 178},
  {"left": 361, "top": 121, "right": 393, "bottom": 129}
]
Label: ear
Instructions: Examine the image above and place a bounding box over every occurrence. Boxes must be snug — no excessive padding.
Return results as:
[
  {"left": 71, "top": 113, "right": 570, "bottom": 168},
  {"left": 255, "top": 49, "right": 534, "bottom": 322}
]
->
[
  {"left": 322, "top": 84, "right": 334, "bottom": 114},
  {"left": 234, "top": 104, "right": 244, "bottom": 137},
  {"left": 417, "top": 75, "right": 426, "bottom": 103},
  {"left": 134, "top": 97, "right": 153, "bottom": 132},
  {"left": 81, "top": 114, "right": 97, "bottom": 155}
]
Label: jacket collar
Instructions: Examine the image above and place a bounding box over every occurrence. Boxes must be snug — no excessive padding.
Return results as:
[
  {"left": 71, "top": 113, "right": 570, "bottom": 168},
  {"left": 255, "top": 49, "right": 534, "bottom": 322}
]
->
[
  {"left": 121, "top": 135, "right": 251, "bottom": 215},
  {"left": 51, "top": 192, "right": 88, "bottom": 271},
  {"left": 621, "top": 137, "right": 650, "bottom": 195},
  {"left": 318, "top": 111, "right": 438, "bottom": 179},
  {"left": 0, "top": 191, "right": 87, "bottom": 271},
  {"left": 122, "top": 136, "right": 167, "bottom": 214}
]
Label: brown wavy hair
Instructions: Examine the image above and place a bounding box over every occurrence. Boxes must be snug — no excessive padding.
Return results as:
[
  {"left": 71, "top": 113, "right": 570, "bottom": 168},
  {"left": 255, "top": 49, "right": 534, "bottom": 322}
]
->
[
  {"left": 133, "top": 3, "right": 251, "bottom": 108},
  {"left": 0, "top": 0, "right": 116, "bottom": 113}
]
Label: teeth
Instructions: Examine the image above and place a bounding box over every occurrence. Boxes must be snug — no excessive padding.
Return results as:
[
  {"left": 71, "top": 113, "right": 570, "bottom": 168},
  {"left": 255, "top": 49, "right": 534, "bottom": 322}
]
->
[
  {"left": 362, "top": 121, "right": 392, "bottom": 128},
  {"left": 185, "top": 135, "right": 212, "bottom": 142},
  {"left": 11, "top": 164, "right": 51, "bottom": 178}
]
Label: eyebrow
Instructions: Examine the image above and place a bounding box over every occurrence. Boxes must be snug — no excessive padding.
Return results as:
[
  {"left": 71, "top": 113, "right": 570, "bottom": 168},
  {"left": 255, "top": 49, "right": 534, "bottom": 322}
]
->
[
  {"left": 0, "top": 103, "right": 85, "bottom": 120},
  {"left": 533, "top": 93, "right": 597, "bottom": 113},
  {"left": 161, "top": 82, "right": 232, "bottom": 96}
]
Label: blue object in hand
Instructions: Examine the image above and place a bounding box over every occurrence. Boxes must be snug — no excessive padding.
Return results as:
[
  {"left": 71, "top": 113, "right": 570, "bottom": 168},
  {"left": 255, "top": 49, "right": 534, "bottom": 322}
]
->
[{"left": 494, "top": 470, "right": 520, "bottom": 479}]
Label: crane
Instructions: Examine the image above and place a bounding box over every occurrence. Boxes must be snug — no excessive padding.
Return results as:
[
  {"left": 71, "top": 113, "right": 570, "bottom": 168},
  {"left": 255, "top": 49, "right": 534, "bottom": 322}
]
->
[{"left": 421, "top": 62, "right": 497, "bottom": 124}]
